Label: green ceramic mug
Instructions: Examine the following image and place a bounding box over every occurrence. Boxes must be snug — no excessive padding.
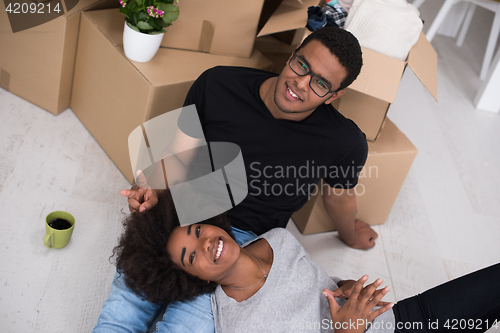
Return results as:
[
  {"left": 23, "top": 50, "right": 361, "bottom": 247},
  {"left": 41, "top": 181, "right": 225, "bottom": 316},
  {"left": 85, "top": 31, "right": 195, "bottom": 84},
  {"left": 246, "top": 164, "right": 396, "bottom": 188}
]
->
[{"left": 44, "top": 211, "right": 75, "bottom": 249}]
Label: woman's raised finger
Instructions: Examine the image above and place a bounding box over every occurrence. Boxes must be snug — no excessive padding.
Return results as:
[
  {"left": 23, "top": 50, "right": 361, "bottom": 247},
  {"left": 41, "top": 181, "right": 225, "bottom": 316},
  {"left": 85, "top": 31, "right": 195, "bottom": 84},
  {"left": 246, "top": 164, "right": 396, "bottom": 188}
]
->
[
  {"left": 348, "top": 275, "right": 369, "bottom": 302},
  {"left": 360, "top": 278, "right": 383, "bottom": 305}
]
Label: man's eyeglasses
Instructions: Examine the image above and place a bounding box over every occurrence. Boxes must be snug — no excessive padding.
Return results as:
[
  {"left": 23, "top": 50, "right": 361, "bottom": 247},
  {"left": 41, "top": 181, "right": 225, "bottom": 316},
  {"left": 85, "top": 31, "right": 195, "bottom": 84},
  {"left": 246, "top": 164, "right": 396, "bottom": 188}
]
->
[{"left": 288, "top": 52, "right": 339, "bottom": 98}]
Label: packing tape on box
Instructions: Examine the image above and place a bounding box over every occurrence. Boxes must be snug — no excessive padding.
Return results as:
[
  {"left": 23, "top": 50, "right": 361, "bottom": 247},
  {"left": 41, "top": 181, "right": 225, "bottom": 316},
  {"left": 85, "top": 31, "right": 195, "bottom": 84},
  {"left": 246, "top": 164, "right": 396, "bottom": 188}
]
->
[
  {"left": 128, "top": 104, "right": 248, "bottom": 226},
  {"left": 198, "top": 20, "right": 215, "bottom": 53},
  {"left": 0, "top": 69, "right": 10, "bottom": 91}
]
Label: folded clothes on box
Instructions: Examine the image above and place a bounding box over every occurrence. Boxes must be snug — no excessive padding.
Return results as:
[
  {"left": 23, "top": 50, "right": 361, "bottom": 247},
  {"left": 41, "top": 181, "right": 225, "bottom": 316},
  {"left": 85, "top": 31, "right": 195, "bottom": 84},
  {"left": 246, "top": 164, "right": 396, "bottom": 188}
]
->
[{"left": 345, "top": 0, "right": 423, "bottom": 61}]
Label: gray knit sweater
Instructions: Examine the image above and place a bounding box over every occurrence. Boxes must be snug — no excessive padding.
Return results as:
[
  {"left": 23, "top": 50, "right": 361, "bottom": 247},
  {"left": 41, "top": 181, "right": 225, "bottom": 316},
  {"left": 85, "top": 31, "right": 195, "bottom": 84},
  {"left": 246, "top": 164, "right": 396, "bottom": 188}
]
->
[{"left": 211, "top": 228, "right": 394, "bottom": 332}]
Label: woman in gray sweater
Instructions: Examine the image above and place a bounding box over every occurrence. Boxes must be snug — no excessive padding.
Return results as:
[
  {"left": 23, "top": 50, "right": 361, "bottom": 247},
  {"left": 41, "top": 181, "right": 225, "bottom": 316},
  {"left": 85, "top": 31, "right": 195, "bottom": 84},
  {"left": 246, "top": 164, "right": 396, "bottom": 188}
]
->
[{"left": 112, "top": 191, "right": 500, "bottom": 332}]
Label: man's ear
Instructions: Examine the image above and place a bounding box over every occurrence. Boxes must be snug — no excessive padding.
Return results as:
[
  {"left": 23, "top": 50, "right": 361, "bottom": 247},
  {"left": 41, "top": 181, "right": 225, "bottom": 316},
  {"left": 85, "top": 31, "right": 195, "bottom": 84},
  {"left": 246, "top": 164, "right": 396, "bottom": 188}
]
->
[{"left": 324, "top": 89, "right": 345, "bottom": 105}]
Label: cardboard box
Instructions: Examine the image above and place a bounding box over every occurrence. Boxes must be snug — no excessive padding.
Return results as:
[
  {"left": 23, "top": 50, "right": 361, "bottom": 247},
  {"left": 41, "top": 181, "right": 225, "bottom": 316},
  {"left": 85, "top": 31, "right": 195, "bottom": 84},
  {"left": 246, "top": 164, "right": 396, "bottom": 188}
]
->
[
  {"left": 158, "top": 0, "right": 317, "bottom": 58},
  {"left": 0, "top": 0, "right": 118, "bottom": 115},
  {"left": 157, "top": 0, "right": 266, "bottom": 57},
  {"left": 292, "top": 118, "right": 417, "bottom": 234},
  {"left": 70, "top": 9, "right": 273, "bottom": 184},
  {"left": 336, "top": 33, "right": 438, "bottom": 141}
]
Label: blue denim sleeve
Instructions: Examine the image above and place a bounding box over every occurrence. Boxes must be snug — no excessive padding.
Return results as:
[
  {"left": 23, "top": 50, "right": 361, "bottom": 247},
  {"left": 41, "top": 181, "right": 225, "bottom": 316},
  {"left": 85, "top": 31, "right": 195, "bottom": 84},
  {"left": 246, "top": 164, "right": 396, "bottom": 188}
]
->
[{"left": 93, "top": 271, "right": 165, "bottom": 333}]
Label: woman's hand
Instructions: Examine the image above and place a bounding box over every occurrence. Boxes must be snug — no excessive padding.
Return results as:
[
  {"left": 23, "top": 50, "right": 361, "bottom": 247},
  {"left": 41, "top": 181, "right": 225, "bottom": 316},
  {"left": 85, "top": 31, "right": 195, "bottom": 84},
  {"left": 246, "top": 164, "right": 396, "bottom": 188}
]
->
[{"left": 323, "top": 276, "right": 393, "bottom": 333}]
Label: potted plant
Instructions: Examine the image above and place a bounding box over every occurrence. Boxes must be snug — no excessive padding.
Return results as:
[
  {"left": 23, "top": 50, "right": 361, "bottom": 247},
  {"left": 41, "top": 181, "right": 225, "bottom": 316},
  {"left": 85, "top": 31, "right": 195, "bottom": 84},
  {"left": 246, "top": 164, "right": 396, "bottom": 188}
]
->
[{"left": 119, "top": 0, "right": 180, "bottom": 62}]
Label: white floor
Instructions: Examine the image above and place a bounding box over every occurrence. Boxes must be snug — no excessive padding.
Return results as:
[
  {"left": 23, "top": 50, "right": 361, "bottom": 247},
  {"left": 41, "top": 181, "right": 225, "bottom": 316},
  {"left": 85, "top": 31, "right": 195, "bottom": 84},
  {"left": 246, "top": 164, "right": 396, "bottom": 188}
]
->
[{"left": 1, "top": 1, "right": 500, "bottom": 332}]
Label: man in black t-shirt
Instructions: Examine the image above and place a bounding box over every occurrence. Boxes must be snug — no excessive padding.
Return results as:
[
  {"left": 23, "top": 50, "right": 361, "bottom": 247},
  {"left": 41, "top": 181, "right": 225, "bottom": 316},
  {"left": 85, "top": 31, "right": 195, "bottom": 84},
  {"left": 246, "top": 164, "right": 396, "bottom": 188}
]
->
[
  {"left": 174, "top": 65, "right": 370, "bottom": 240},
  {"left": 122, "top": 28, "right": 377, "bottom": 250}
]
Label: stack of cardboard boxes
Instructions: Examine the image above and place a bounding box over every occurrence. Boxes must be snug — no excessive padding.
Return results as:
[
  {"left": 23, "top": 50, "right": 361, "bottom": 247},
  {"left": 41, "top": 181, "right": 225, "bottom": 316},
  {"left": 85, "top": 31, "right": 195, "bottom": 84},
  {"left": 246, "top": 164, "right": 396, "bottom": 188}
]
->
[
  {"left": 0, "top": 0, "right": 119, "bottom": 115},
  {"left": 0, "top": 0, "right": 438, "bottom": 233}
]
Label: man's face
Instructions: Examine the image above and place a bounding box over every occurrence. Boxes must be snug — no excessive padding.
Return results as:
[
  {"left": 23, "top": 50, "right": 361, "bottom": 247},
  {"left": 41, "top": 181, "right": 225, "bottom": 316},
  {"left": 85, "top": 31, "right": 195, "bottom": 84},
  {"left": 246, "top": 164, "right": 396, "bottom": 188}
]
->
[{"left": 273, "top": 40, "right": 347, "bottom": 117}]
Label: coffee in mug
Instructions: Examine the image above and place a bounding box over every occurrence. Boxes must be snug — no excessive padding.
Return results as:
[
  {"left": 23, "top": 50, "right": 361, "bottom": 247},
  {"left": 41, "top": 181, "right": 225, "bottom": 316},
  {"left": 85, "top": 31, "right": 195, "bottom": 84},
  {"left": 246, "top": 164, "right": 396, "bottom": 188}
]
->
[
  {"left": 48, "top": 218, "right": 72, "bottom": 230},
  {"left": 44, "top": 211, "right": 75, "bottom": 249}
]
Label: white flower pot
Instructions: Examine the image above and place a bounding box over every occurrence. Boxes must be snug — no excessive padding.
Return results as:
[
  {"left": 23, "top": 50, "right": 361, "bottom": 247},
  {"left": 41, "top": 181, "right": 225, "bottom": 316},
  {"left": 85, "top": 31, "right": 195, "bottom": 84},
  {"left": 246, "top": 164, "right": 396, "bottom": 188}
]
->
[{"left": 123, "top": 22, "right": 164, "bottom": 63}]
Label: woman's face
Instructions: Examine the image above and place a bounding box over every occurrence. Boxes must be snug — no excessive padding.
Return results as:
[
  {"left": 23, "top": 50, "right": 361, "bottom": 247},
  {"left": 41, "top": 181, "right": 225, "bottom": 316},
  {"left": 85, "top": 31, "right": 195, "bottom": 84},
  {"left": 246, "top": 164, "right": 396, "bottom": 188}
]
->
[{"left": 167, "top": 224, "right": 240, "bottom": 282}]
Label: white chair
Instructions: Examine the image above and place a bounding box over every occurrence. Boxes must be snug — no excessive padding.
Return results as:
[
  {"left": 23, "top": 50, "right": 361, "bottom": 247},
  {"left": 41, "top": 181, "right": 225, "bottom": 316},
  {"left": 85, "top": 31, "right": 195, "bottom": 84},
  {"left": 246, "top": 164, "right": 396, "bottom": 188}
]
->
[
  {"left": 426, "top": 0, "right": 500, "bottom": 80},
  {"left": 475, "top": 46, "right": 500, "bottom": 112}
]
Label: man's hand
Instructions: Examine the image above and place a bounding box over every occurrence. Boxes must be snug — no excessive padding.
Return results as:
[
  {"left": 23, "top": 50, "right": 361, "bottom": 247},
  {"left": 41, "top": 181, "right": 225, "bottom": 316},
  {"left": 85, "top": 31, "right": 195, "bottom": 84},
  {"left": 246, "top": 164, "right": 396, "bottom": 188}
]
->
[
  {"left": 121, "top": 171, "right": 159, "bottom": 213},
  {"left": 333, "top": 279, "right": 391, "bottom": 307},
  {"left": 349, "top": 219, "right": 378, "bottom": 250},
  {"left": 321, "top": 185, "right": 377, "bottom": 250},
  {"left": 324, "top": 276, "right": 393, "bottom": 333},
  {"left": 333, "top": 280, "right": 357, "bottom": 298}
]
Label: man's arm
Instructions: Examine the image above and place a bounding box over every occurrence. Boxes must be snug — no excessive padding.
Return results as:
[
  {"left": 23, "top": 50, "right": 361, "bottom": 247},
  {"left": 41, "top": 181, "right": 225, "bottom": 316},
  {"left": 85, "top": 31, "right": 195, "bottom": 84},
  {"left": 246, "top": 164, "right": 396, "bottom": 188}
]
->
[
  {"left": 123, "top": 68, "right": 209, "bottom": 213},
  {"left": 321, "top": 183, "right": 377, "bottom": 249},
  {"left": 122, "top": 126, "right": 204, "bottom": 213}
]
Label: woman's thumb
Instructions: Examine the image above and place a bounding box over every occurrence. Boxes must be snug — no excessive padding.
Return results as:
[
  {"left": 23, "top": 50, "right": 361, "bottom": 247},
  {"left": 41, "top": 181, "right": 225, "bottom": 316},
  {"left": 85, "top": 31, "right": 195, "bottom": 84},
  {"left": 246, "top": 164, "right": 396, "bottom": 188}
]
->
[{"left": 323, "top": 289, "right": 339, "bottom": 311}]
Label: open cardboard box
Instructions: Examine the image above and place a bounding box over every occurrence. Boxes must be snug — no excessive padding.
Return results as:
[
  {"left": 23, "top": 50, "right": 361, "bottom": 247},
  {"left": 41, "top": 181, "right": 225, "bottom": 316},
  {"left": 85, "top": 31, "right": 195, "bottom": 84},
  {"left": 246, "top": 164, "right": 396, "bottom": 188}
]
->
[
  {"left": 336, "top": 32, "right": 438, "bottom": 141},
  {"left": 292, "top": 118, "right": 418, "bottom": 234},
  {"left": 0, "top": 0, "right": 118, "bottom": 115},
  {"left": 70, "top": 9, "right": 273, "bottom": 184}
]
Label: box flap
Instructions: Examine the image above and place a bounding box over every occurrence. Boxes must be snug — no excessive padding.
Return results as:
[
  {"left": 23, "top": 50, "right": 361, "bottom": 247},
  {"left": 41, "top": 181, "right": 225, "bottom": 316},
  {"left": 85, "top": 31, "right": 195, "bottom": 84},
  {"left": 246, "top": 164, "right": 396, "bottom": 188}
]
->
[
  {"left": 257, "top": 0, "right": 320, "bottom": 37},
  {"left": 348, "top": 47, "right": 406, "bottom": 103},
  {"left": 407, "top": 32, "right": 438, "bottom": 101}
]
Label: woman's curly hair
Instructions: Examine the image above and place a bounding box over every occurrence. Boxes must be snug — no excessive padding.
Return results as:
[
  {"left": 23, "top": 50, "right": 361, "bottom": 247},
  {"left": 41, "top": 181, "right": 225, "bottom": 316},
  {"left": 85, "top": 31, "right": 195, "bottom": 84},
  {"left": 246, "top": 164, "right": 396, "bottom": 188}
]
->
[{"left": 112, "top": 189, "right": 234, "bottom": 304}]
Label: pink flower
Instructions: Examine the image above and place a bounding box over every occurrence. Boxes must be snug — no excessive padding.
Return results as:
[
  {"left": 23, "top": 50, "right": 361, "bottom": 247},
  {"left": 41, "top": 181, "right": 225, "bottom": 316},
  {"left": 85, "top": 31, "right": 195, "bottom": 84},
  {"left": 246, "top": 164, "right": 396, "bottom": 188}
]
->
[
  {"left": 147, "top": 6, "right": 159, "bottom": 18},
  {"left": 119, "top": 0, "right": 127, "bottom": 7},
  {"left": 147, "top": 6, "right": 164, "bottom": 18},
  {"left": 147, "top": 6, "right": 156, "bottom": 17}
]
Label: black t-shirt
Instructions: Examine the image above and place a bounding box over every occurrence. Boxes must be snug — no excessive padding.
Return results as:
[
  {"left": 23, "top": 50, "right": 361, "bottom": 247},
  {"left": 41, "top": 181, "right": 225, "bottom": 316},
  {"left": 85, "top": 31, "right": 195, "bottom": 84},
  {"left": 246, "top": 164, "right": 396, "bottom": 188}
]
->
[{"left": 181, "top": 66, "right": 367, "bottom": 235}]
